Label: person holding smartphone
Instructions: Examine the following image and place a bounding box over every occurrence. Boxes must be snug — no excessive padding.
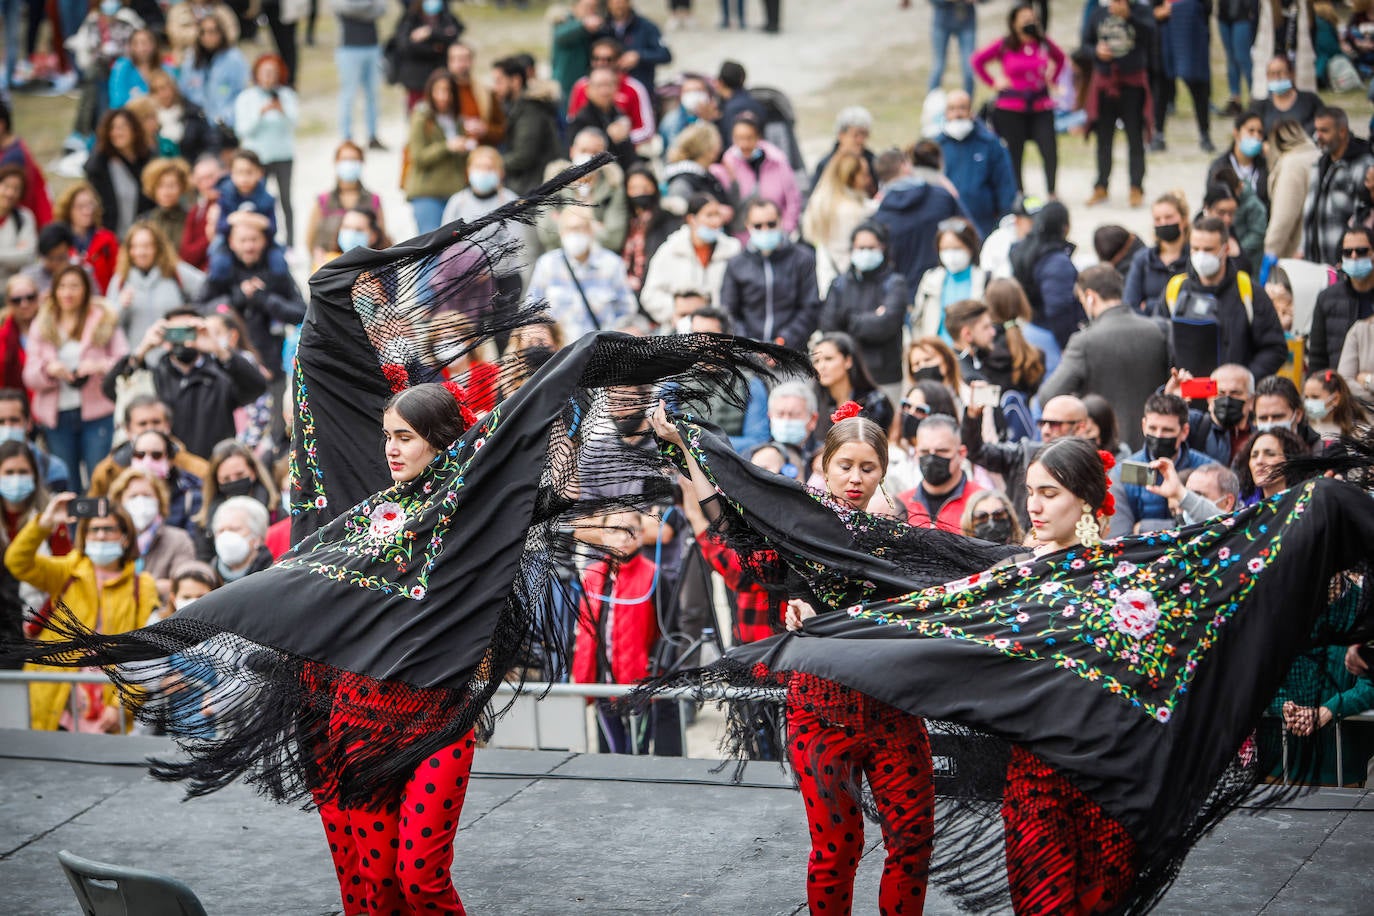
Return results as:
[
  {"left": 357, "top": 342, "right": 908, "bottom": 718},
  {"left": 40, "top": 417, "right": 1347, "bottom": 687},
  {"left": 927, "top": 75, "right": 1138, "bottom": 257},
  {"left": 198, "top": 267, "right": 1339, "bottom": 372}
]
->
[
  {"left": 1108, "top": 393, "right": 1217, "bottom": 536},
  {"left": 5, "top": 492, "right": 157, "bottom": 731}
]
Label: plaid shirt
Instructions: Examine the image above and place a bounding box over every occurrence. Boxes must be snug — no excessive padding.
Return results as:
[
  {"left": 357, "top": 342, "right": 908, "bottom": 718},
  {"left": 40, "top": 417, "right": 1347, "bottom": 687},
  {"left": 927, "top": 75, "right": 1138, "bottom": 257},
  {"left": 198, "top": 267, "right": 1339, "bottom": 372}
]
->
[{"left": 698, "top": 533, "right": 787, "bottom": 644}]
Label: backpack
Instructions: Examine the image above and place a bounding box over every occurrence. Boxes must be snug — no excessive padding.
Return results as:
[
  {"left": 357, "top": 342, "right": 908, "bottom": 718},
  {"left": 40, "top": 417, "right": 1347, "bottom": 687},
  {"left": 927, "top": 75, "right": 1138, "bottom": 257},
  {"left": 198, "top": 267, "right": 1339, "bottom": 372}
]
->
[
  {"left": 1163, "top": 270, "right": 1253, "bottom": 376},
  {"left": 1163, "top": 270, "right": 1253, "bottom": 321}
]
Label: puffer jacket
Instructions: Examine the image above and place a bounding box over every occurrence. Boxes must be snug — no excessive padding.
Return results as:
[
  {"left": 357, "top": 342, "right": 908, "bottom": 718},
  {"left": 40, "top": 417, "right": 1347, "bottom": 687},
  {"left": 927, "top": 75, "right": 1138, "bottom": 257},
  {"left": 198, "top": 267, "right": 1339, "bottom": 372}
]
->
[
  {"left": 1308, "top": 277, "right": 1370, "bottom": 371},
  {"left": 1124, "top": 244, "right": 1189, "bottom": 315},
  {"left": 639, "top": 224, "right": 741, "bottom": 323},
  {"left": 818, "top": 263, "right": 909, "bottom": 385},
  {"left": 718, "top": 241, "right": 820, "bottom": 351}
]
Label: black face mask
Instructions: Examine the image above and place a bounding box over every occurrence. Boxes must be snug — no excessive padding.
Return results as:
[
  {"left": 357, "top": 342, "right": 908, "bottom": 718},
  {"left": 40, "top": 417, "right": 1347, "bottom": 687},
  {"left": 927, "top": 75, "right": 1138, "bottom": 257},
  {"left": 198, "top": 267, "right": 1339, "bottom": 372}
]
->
[
  {"left": 919, "top": 454, "right": 954, "bottom": 487},
  {"left": 628, "top": 194, "right": 658, "bottom": 212},
  {"left": 912, "top": 365, "right": 944, "bottom": 383},
  {"left": 613, "top": 414, "right": 647, "bottom": 438},
  {"left": 219, "top": 477, "right": 255, "bottom": 498},
  {"left": 1155, "top": 223, "right": 1182, "bottom": 243},
  {"left": 901, "top": 413, "right": 924, "bottom": 441},
  {"left": 1144, "top": 434, "right": 1178, "bottom": 460},
  {"left": 974, "top": 518, "right": 1013, "bottom": 543},
  {"left": 172, "top": 345, "right": 198, "bottom": 365},
  {"left": 1020, "top": 23, "right": 1041, "bottom": 39},
  {"left": 1212, "top": 395, "right": 1247, "bottom": 429}
]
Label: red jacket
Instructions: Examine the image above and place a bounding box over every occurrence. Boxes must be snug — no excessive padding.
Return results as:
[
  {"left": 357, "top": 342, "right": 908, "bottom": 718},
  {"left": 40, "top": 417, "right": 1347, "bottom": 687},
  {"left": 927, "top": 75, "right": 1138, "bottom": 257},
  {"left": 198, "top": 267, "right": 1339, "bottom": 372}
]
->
[
  {"left": 79, "top": 227, "right": 119, "bottom": 294},
  {"left": 0, "top": 314, "right": 26, "bottom": 393},
  {"left": 179, "top": 201, "right": 212, "bottom": 271},
  {"left": 900, "top": 476, "right": 984, "bottom": 534},
  {"left": 0, "top": 138, "right": 53, "bottom": 227},
  {"left": 698, "top": 533, "right": 786, "bottom": 644},
  {"left": 566, "top": 73, "right": 656, "bottom": 145},
  {"left": 572, "top": 552, "right": 659, "bottom": 685}
]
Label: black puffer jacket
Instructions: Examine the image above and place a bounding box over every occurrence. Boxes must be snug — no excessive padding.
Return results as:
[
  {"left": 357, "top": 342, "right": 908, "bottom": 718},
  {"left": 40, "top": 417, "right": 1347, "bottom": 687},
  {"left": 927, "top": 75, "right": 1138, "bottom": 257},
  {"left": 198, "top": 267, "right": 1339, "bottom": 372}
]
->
[
  {"left": 1308, "top": 277, "right": 1369, "bottom": 372},
  {"left": 818, "top": 264, "right": 909, "bottom": 385},
  {"left": 719, "top": 242, "right": 821, "bottom": 351}
]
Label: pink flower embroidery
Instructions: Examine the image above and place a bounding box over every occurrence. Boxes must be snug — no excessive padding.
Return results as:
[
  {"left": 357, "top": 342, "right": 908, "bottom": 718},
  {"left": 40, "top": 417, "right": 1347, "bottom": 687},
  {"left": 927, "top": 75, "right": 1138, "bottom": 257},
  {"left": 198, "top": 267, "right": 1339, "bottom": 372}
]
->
[
  {"left": 1110, "top": 589, "right": 1161, "bottom": 639},
  {"left": 368, "top": 501, "right": 407, "bottom": 541},
  {"left": 1070, "top": 559, "right": 1086, "bottom": 570},
  {"left": 1015, "top": 612, "right": 1030, "bottom": 623},
  {"left": 1113, "top": 561, "right": 1137, "bottom": 577},
  {"left": 993, "top": 638, "right": 1011, "bottom": 649},
  {"left": 1218, "top": 547, "right": 1232, "bottom": 560}
]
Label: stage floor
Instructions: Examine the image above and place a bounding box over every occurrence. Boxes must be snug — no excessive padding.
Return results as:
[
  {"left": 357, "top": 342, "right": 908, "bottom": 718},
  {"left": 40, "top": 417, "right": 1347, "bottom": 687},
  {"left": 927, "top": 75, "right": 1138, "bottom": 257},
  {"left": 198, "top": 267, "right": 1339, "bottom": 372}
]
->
[{"left": 2, "top": 730, "right": 1371, "bottom": 914}]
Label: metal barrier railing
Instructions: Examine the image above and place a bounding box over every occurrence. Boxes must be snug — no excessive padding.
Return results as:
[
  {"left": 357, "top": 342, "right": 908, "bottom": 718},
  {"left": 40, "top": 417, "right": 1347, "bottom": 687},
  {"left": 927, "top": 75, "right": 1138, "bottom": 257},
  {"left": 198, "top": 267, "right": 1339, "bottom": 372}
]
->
[{"left": 1, "top": 670, "right": 1370, "bottom": 784}]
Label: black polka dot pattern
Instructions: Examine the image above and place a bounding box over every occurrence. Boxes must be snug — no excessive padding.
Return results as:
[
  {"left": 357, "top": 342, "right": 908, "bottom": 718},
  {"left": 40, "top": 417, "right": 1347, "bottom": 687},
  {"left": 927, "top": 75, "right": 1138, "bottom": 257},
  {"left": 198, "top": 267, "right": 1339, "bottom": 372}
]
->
[{"left": 316, "top": 732, "right": 478, "bottom": 914}]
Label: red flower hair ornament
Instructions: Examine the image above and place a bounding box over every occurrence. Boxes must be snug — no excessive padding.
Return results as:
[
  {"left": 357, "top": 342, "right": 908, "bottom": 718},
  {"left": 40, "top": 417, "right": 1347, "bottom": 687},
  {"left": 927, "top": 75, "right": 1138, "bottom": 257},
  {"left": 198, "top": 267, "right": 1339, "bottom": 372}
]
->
[
  {"left": 442, "top": 379, "right": 479, "bottom": 430},
  {"left": 1097, "top": 450, "right": 1117, "bottom": 518},
  {"left": 831, "top": 401, "right": 864, "bottom": 424}
]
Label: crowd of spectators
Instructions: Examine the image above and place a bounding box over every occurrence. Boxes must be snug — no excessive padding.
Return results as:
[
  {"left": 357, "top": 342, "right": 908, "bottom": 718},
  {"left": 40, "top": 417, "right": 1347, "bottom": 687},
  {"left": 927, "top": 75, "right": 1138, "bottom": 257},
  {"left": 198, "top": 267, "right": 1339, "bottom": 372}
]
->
[{"left": 0, "top": 0, "right": 1371, "bottom": 778}]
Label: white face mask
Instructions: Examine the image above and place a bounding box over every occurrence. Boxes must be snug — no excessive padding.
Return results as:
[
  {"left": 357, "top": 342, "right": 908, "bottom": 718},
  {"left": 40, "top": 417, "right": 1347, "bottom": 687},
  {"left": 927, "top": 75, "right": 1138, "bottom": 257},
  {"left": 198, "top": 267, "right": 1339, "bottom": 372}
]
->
[
  {"left": 122, "top": 495, "right": 160, "bottom": 532},
  {"left": 1191, "top": 250, "right": 1222, "bottom": 279},
  {"left": 571, "top": 153, "right": 593, "bottom": 167},
  {"left": 215, "top": 530, "right": 252, "bottom": 568},
  {"left": 939, "top": 248, "right": 972, "bottom": 274},
  {"left": 680, "top": 90, "right": 709, "bottom": 114},
  {"left": 944, "top": 118, "right": 974, "bottom": 141},
  {"left": 561, "top": 232, "right": 592, "bottom": 259}
]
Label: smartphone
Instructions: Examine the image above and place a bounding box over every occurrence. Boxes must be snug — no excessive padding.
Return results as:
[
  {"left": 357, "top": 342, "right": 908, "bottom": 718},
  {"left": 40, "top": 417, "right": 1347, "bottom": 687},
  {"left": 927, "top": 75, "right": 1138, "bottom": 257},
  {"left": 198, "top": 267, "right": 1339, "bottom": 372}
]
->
[
  {"left": 970, "top": 384, "right": 1002, "bottom": 409},
  {"left": 1119, "top": 460, "right": 1158, "bottom": 487},
  {"left": 70, "top": 497, "right": 109, "bottom": 519},
  {"left": 164, "top": 326, "right": 197, "bottom": 345},
  {"left": 1180, "top": 377, "right": 1218, "bottom": 400}
]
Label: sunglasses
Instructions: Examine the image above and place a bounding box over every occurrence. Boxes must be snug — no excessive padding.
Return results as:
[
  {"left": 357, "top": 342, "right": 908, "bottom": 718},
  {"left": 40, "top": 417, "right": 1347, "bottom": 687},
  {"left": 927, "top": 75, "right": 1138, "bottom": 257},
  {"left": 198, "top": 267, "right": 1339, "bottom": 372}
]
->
[
  {"left": 7, "top": 293, "right": 36, "bottom": 304},
  {"left": 900, "top": 402, "right": 930, "bottom": 415},
  {"left": 132, "top": 450, "right": 167, "bottom": 460},
  {"left": 972, "top": 508, "right": 1010, "bottom": 524},
  {"left": 749, "top": 220, "right": 779, "bottom": 230},
  {"left": 1038, "top": 418, "right": 1077, "bottom": 429},
  {"left": 1342, "top": 246, "right": 1372, "bottom": 258}
]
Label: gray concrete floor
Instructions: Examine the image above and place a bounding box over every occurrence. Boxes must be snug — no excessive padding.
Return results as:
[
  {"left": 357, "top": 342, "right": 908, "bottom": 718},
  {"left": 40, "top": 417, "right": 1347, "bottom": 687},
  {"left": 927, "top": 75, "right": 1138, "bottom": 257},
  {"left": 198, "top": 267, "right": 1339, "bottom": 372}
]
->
[{"left": 2, "top": 730, "right": 1371, "bottom": 915}]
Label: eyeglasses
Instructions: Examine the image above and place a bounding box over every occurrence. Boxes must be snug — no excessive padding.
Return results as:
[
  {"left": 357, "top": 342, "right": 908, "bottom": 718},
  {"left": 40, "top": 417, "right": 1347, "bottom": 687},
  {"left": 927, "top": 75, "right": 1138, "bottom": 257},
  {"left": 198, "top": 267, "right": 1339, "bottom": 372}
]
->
[
  {"left": 1038, "top": 418, "right": 1078, "bottom": 429},
  {"left": 937, "top": 218, "right": 970, "bottom": 234},
  {"left": 1342, "top": 246, "right": 1372, "bottom": 258},
  {"left": 132, "top": 450, "right": 166, "bottom": 460},
  {"left": 7, "top": 293, "right": 36, "bottom": 304},
  {"left": 749, "top": 220, "right": 779, "bottom": 230},
  {"left": 972, "top": 508, "right": 1010, "bottom": 524}
]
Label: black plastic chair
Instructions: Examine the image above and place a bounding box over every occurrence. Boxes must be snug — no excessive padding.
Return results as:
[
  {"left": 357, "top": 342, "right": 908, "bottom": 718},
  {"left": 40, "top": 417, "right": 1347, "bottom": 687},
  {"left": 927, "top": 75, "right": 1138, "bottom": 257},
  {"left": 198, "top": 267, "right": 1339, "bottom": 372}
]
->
[{"left": 57, "top": 849, "right": 209, "bottom": 916}]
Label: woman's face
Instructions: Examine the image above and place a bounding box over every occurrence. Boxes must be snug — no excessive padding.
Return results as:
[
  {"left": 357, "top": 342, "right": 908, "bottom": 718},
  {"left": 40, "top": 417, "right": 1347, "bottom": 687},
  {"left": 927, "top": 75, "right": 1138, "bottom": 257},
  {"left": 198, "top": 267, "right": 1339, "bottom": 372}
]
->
[
  {"left": 937, "top": 231, "right": 970, "bottom": 260},
  {"left": 0, "top": 454, "right": 33, "bottom": 504},
  {"left": 810, "top": 341, "right": 852, "bottom": 389},
  {"left": 1249, "top": 434, "right": 1286, "bottom": 493},
  {"left": 909, "top": 346, "right": 944, "bottom": 380},
  {"left": 0, "top": 175, "right": 21, "bottom": 214},
  {"left": 1236, "top": 118, "right": 1264, "bottom": 147},
  {"left": 256, "top": 60, "right": 281, "bottom": 89},
  {"left": 154, "top": 172, "right": 183, "bottom": 209},
  {"left": 1303, "top": 377, "right": 1336, "bottom": 412},
  {"left": 122, "top": 477, "right": 156, "bottom": 502},
  {"left": 518, "top": 325, "right": 555, "bottom": 351},
  {"left": 1013, "top": 7, "right": 1037, "bottom": 32},
  {"left": 54, "top": 273, "right": 86, "bottom": 312},
  {"left": 70, "top": 190, "right": 96, "bottom": 229},
  {"left": 130, "top": 31, "right": 155, "bottom": 64},
  {"left": 84, "top": 516, "right": 128, "bottom": 566},
  {"left": 1080, "top": 416, "right": 1103, "bottom": 445},
  {"left": 732, "top": 124, "right": 760, "bottom": 159},
  {"left": 172, "top": 578, "right": 212, "bottom": 612},
  {"left": 108, "top": 116, "right": 134, "bottom": 152},
  {"left": 128, "top": 229, "right": 157, "bottom": 270},
  {"left": 199, "top": 20, "right": 224, "bottom": 49},
  {"left": 1025, "top": 461, "right": 1084, "bottom": 550},
  {"left": 216, "top": 454, "right": 255, "bottom": 487},
  {"left": 382, "top": 408, "right": 438, "bottom": 482},
  {"left": 1152, "top": 202, "right": 1182, "bottom": 234},
  {"left": 431, "top": 80, "right": 453, "bottom": 113},
  {"left": 823, "top": 440, "right": 884, "bottom": 510},
  {"left": 852, "top": 229, "right": 882, "bottom": 258},
  {"left": 625, "top": 173, "right": 657, "bottom": 198}
]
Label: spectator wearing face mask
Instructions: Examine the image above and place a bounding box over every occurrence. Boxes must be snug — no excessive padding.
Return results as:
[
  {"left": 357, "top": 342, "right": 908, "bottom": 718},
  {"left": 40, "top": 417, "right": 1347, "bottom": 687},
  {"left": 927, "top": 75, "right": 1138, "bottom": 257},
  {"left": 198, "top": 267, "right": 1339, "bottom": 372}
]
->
[
  {"left": 719, "top": 200, "right": 819, "bottom": 351},
  {"left": 527, "top": 209, "right": 636, "bottom": 341},
  {"left": 1108, "top": 393, "right": 1217, "bottom": 536},
  {"left": 912, "top": 219, "right": 987, "bottom": 341},
  {"left": 441, "top": 147, "right": 535, "bottom": 302},
  {"left": 0, "top": 440, "right": 72, "bottom": 649},
  {"left": 208, "top": 493, "right": 272, "bottom": 582},
  {"left": 112, "top": 427, "right": 204, "bottom": 530},
  {"left": 1309, "top": 226, "right": 1374, "bottom": 374},
  {"left": 108, "top": 465, "right": 195, "bottom": 602},
  {"left": 536, "top": 130, "right": 630, "bottom": 253},
  {"left": 640, "top": 194, "right": 738, "bottom": 325},
  {"left": 818, "top": 222, "right": 907, "bottom": 406},
  {"left": 897, "top": 413, "right": 983, "bottom": 533},
  {"left": 306, "top": 141, "right": 387, "bottom": 270},
  {"left": 619, "top": 165, "right": 681, "bottom": 298},
  {"left": 1252, "top": 374, "right": 1320, "bottom": 451},
  {"left": 150, "top": 559, "right": 219, "bottom": 624},
  {"left": 960, "top": 489, "right": 1023, "bottom": 545},
  {"left": 191, "top": 440, "right": 277, "bottom": 559},
  {"left": 87, "top": 395, "right": 205, "bottom": 495},
  {"left": 763, "top": 380, "right": 819, "bottom": 459},
  {"left": 937, "top": 90, "right": 1016, "bottom": 239},
  {"left": 102, "top": 309, "right": 268, "bottom": 458},
  {"left": 0, "top": 388, "right": 71, "bottom": 491},
  {"left": 1143, "top": 459, "right": 1241, "bottom": 527},
  {"left": 660, "top": 74, "right": 719, "bottom": 152},
  {"left": 711, "top": 113, "right": 800, "bottom": 242},
  {"left": 1172, "top": 363, "right": 1257, "bottom": 466}
]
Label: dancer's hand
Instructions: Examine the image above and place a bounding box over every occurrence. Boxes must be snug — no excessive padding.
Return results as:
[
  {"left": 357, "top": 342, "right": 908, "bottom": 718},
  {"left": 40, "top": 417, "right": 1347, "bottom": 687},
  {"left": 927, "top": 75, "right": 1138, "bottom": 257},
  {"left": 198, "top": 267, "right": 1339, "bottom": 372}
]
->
[
  {"left": 647, "top": 400, "right": 683, "bottom": 448},
  {"left": 785, "top": 599, "right": 817, "bottom": 631}
]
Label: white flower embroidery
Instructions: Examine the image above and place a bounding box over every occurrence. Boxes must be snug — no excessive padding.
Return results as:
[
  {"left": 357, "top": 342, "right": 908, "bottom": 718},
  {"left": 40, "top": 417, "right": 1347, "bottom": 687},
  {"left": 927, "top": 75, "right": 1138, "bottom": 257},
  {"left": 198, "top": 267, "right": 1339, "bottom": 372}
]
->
[
  {"left": 1110, "top": 589, "right": 1161, "bottom": 639},
  {"left": 368, "top": 501, "right": 407, "bottom": 541}
]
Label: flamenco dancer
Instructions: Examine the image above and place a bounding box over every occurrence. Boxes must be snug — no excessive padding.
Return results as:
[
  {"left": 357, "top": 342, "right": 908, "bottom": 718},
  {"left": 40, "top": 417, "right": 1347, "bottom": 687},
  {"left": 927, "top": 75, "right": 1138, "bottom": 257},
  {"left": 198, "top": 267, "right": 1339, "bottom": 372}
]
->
[
  {"left": 655, "top": 400, "right": 940, "bottom": 914},
  {"left": 1, "top": 158, "right": 801, "bottom": 915},
  {"left": 641, "top": 407, "right": 1374, "bottom": 915}
]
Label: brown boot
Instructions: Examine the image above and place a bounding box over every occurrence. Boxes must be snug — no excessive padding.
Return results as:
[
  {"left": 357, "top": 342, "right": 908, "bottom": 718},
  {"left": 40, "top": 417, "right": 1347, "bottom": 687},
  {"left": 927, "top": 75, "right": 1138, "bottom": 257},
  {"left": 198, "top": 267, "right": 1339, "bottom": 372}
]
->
[
  {"left": 1087, "top": 187, "right": 1109, "bottom": 207},
  {"left": 1129, "top": 187, "right": 1144, "bottom": 208}
]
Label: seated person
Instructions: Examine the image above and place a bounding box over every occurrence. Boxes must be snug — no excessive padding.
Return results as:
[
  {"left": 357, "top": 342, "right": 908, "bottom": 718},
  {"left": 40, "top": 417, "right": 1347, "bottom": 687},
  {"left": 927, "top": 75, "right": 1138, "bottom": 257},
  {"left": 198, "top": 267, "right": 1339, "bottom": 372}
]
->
[
  {"left": 212, "top": 149, "right": 278, "bottom": 246},
  {"left": 208, "top": 494, "right": 274, "bottom": 582},
  {"left": 89, "top": 395, "right": 208, "bottom": 497},
  {"left": 108, "top": 465, "right": 197, "bottom": 603},
  {"left": 897, "top": 413, "right": 984, "bottom": 532},
  {"left": 0, "top": 388, "right": 70, "bottom": 490},
  {"left": 1109, "top": 393, "right": 1216, "bottom": 536}
]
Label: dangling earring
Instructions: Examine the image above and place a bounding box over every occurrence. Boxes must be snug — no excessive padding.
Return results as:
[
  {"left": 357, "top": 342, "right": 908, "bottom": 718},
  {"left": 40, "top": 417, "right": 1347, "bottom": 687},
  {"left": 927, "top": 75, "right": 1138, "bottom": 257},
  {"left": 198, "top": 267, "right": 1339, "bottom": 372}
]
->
[{"left": 1075, "top": 504, "right": 1102, "bottom": 548}]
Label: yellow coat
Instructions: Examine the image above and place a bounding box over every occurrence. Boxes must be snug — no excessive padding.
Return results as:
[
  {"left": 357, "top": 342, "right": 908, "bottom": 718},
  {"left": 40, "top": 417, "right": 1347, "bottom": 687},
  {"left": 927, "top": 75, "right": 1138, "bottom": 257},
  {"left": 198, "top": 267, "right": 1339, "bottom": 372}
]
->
[{"left": 5, "top": 517, "right": 158, "bottom": 730}]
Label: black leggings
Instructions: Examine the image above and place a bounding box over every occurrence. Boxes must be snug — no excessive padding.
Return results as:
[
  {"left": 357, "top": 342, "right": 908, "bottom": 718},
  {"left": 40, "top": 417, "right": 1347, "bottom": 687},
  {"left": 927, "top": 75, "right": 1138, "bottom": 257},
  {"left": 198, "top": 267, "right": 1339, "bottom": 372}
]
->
[
  {"left": 1095, "top": 85, "right": 1147, "bottom": 190},
  {"left": 1155, "top": 76, "right": 1211, "bottom": 138},
  {"left": 992, "top": 107, "right": 1058, "bottom": 195}
]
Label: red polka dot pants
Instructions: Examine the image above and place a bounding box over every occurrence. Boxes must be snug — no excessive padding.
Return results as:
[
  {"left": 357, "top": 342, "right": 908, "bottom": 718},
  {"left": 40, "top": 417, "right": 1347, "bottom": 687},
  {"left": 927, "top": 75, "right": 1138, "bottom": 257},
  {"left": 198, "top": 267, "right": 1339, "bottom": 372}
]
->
[
  {"left": 1001, "top": 747, "right": 1137, "bottom": 916},
  {"left": 317, "top": 732, "right": 477, "bottom": 915},
  {"left": 787, "top": 676, "right": 935, "bottom": 915}
]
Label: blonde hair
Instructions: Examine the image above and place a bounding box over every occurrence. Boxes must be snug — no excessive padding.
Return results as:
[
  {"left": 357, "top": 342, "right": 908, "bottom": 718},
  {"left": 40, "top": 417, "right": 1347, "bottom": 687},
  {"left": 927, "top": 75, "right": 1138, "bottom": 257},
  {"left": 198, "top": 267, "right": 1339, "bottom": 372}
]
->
[
  {"left": 109, "top": 465, "right": 172, "bottom": 517},
  {"left": 801, "top": 151, "right": 868, "bottom": 249},
  {"left": 668, "top": 121, "right": 722, "bottom": 165},
  {"left": 115, "top": 221, "right": 180, "bottom": 284},
  {"left": 141, "top": 156, "right": 191, "bottom": 200},
  {"left": 54, "top": 181, "right": 103, "bottom": 231}
]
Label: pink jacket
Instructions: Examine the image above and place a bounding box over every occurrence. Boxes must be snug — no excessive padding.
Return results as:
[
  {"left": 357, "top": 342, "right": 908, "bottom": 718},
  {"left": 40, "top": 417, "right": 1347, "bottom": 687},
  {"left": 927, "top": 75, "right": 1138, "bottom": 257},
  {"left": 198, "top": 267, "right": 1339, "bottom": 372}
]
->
[
  {"left": 22, "top": 303, "right": 128, "bottom": 427},
  {"left": 971, "top": 37, "right": 1065, "bottom": 113},
  {"left": 710, "top": 140, "right": 802, "bottom": 239}
]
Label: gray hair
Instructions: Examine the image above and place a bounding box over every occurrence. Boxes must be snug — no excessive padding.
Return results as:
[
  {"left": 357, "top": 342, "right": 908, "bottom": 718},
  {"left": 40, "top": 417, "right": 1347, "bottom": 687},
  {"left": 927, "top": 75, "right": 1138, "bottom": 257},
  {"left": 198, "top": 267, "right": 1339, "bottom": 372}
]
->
[
  {"left": 1213, "top": 363, "right": 1256, "bottom": 396},
  {"left": 915, "top": 413, "right": 960, "bottom": 439},
  {"left": 834, "top": 106, "right": 873, "bottom": 135},
  {"left": 212, "top": 496, "right": 270, "bottom": 540},
  {"left": 1190, "top": 463, "right": 1241, "bottom": 502},
  {"left": 768, "top": 380, "right": 818, "bottom": 416}
]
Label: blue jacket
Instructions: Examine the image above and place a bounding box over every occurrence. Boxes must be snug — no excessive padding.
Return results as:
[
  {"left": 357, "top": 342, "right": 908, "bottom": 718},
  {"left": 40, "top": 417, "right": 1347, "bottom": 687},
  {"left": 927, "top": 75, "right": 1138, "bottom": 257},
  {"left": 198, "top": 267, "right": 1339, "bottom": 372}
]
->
[
  {"left": 1124, "top": 244, "right": 1189, "bottom": 316},
  {"left": 873, "top": 179, "right": 965, "bottom": 291},
  {"left": 937, "top": 123, "right": 1017, "bottom": 238},
  {"left": 214, "top": 176, "right": 278, "bottom": 239},
  {"left": 1160, "top": 0, "right": 1212, "bottom": 83},
  {"left": 601, "top": 11, "right": 671, "bottom": 99},
  {"left": 1120, "top": 442, "right": 1215, "bottom": 527}
]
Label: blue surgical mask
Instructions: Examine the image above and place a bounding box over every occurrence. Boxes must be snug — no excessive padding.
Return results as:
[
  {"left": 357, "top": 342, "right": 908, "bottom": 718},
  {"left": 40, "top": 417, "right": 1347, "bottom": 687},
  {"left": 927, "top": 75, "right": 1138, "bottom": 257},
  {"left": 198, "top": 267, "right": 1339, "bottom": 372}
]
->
[
  {"left": 1304, "top": 397, "right": 1331, "bottom": 421},
  {"left": 85, "top": 540, "right": 125, "bottom": 567},
  {"left": 1344, "top": 257, "right": 1374, "bottom": 280},
  {"left": 770, "top": 417, "right": 808, "bottom": 446},
  {"left": 337, "top": 228, "right": 369, "bottom": 253},
  {"left": 468, "top": 169, "right": 501, "bottom": 195},
  {"left": 750, "top": 228, "right": 783, "bottom": 254},
  {"left": 850, "top": 248, "right": 884, "bottom": 273},
  {"left": 0, "top": 425, "right": 26, "bottom": 443},
  {"left": 1239, "top": 136, "right": 1263, "bottom": 158},
  {"left": 100, "top": 0, "right": 120, "bottom": 15},
  {"left": 422, "top": 0, "right": 442, "bottom": 13},
  {"left": 0, "top": 474, "right": 34, "bottom": 503},
  {"left": 336, "top": 159, "right": 363, "bottom": 183},
  {"left": 694, "top": 225, "right": 720, "bottom": 245},
  {"left": 1267, "top": 79, "right": 1293, "bottom": 95}
]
